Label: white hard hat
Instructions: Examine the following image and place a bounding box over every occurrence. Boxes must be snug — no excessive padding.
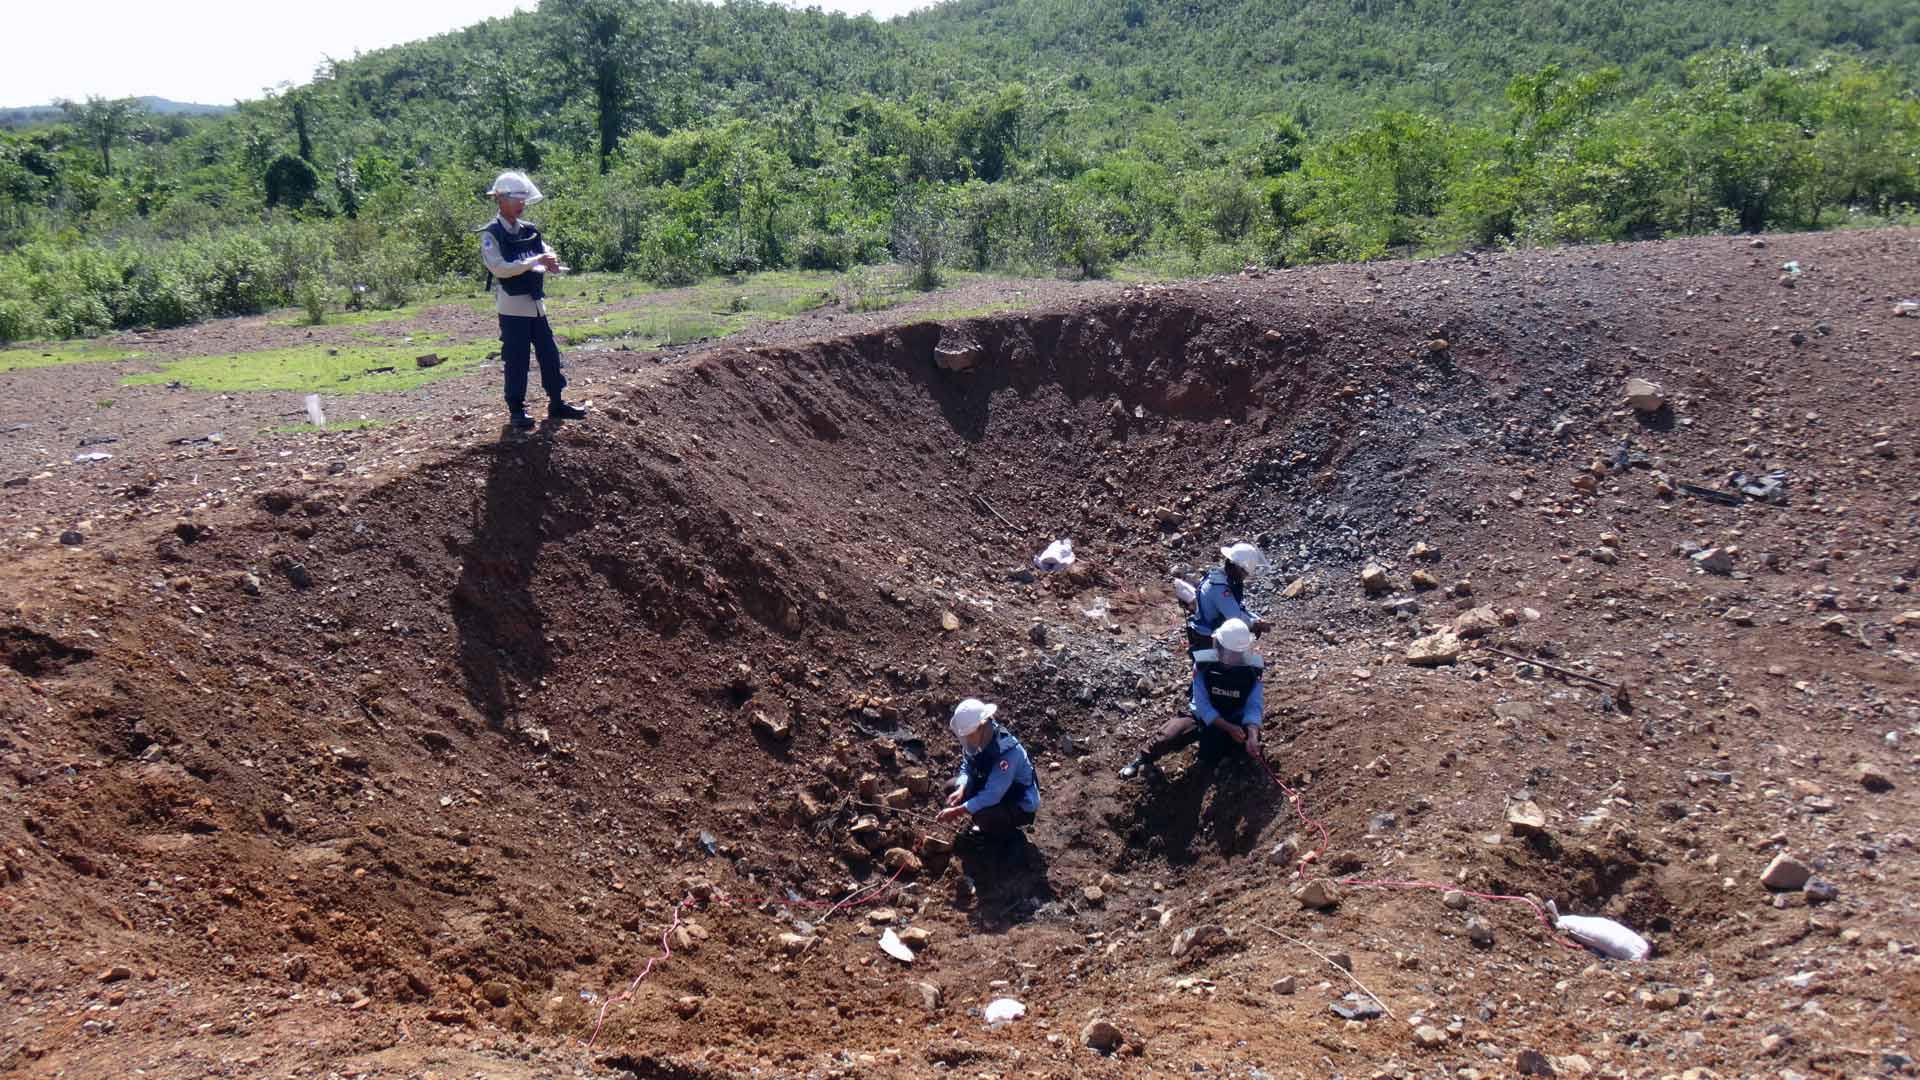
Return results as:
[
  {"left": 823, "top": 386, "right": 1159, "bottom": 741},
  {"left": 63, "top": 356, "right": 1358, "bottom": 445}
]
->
[
  {"left": 485, "top": 170, "right": 543, "bottom": 205},
  {"left": 950, "top": 698, "right": 998, "bottom": 738},
  {"left": 1221, "top": 542, "right": 1268, "bottom": 571},
  {"left": 1214, "top": 618, "right": 1254, "bottom": 653}
]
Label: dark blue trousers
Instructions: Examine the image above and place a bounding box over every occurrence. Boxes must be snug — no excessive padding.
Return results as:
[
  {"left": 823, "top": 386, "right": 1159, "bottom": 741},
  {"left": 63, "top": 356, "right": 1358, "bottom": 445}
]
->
[{"left": 499, "top": 314, "right": 565, "bottom": 408}]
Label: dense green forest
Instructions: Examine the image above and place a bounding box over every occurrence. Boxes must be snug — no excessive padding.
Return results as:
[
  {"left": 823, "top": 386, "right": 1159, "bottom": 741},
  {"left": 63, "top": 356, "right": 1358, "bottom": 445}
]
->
[{"left": 2, "top": 0, "right": 1917, "bottom": 342}]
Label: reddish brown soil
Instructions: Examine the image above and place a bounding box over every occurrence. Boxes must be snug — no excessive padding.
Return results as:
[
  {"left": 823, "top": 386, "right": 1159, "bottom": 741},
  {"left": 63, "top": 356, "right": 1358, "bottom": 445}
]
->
[{"left": 0, "top": 230, "right": 1916, "bottom": 1080}]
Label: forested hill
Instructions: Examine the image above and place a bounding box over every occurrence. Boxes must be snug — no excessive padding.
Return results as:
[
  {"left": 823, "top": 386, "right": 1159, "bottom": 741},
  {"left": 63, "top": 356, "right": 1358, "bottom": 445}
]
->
[
  {"left": 2, "top": 0, "right": 1917, "bottom": 343},
  {"left": 900, "top": 0, "right": 1920, "bottom": 127}
]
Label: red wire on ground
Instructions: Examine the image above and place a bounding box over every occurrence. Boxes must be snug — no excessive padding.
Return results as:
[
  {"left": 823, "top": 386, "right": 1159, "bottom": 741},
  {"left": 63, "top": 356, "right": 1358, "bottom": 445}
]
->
[
  {"left": 585, "top": 899, "right": 687, "bottom": 1049},
  {"left": 581, "top": 863, "right": 912, "bottom": 1050},
  {"left": 1247, "top": 745, "right": 1586, "bottom": 952}
]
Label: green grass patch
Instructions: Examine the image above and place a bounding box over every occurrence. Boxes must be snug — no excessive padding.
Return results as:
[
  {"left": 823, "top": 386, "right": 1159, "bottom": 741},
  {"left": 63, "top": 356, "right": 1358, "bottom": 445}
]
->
[
  {"left": 917, "top": 300, "right": 1027, "bottom": 321},
  {"left": 272, "top": 418, "right": 390, "bottom": 434},
  {"left": 0, "top": 341, "right": 144, "bottom": 372},
  {"left": 551, "top": 269, "right": 842, "bottom": 346},
  {"left": 122, "top": 341, "right": 494, "bottom": 393}
]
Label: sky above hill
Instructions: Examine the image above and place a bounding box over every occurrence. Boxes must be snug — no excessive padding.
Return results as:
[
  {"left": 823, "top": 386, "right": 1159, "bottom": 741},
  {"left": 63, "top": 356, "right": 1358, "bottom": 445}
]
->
[{"left": 5, "top": 0, "right": 928, "bottom": 108}]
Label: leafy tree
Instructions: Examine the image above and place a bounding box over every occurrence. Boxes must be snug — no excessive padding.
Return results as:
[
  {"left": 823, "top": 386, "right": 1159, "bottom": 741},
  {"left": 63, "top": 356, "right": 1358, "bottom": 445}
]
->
[
  {"left": 57, "top": 97, "right": 143, "bottom": 175},
  {"left": 264, "top": 153, "right": 319, "bottom": 208}
]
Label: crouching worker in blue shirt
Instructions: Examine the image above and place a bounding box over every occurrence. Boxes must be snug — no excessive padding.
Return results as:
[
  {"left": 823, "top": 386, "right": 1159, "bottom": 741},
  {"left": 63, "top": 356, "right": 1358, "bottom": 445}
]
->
[
  {"left": 1185, "top": 542, "right": 1268, "bottom": 658},
  {"left": 937, "top": 698, "right": 1040, "bottom": 838},
  {"left": 1120, "top": 618, "right": 1263, "bottom": 778}
]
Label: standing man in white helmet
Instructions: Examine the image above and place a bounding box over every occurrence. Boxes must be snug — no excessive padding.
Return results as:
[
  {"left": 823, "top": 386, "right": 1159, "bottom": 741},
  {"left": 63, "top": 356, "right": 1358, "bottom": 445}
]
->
[
  {"left": 937, "top": 698, "right": 1040, "bottom": 838},
  {"left": 479, "top": 170, "right": 589, "bottom": 431},
  {"left": 1120, "top": 618, "right": 1265, "bottom": 779}
]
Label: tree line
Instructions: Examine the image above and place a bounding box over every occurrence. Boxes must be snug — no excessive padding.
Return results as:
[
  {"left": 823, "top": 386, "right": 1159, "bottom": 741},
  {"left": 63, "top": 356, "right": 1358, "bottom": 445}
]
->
[{"left": 0, "top": 0, "right": 1916, "bottom": 342}]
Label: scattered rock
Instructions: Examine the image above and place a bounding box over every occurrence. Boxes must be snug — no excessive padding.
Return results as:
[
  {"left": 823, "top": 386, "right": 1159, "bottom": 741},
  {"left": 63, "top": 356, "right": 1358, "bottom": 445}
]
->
[
  {"left": 415, "top": 353, "right": 445, "bottom": 369},
  {"left": 1410, "top": 569, "right": 1439, "bottom": 590},
  {"left": 777, "top": 932, "right": 816, "bottom": 956},
  {"left": 1452, "top": 605, "right": 1501, "bottom": 640},
  {"left": 1466, "top": 916, "right": 1494, "bottom": 947},
  {"left": 1414, "top": 1025, "right": 1448, "bottom": 1049},
  {"left": 882, "top": 848, "right": 923, "bottom": 875},
  {"left": 1517, "top": 1048, "right": 1557, "bottom": 1076},
  {"left": 897, "top": 927, "right": 931, "bottom": 950},
  {"left": 1805, "top": 880, "right": 1839, "bottom": 903},
  {"left": 1624, "top": 378, "right": 1665, "bottom": 413},
  {"left": 1443, "top": 889, "right": 1470, "bottom": 910},
  {"left": 1506, "top": 800, "right": 1548, "bottom": 837},
  {"left": 58, "top": 530, "right": 85, "bottom": 546},
  {"left": 1855, "top": 763, "right": 1894, "bottom": 793},
  {"left": 1361, "top": 563, "right": 1391, "bottom": 595},
  {"left": 866, "top": 907, "right": 899, "bottom": 925},
  {"left": 1280, "top": 577, "right": 1310, "bottom": 600},
  {"left": 1407, "top": 629, "right": 1462, "bottom": 666},
  {"left": 911, "top": 982, "right": 942, "bottom": 1011},
  {"left": 1081, "top": 885, "right": 1105, "bottom": 906},
  {"left": 1760, "top": 853, "right": 1812, "bottom": 891},
  {"left": 1643, "top": 987, "right": 1690, "bottom": 1011},
  {"left": 1271, "top": 975, "right": 1296, "bottom": 995},
  {"left": 1330, "top": 994, "right": 1384, "bottom": 1021},
  {"left": 1082, "top": 1019, "right": 1125, "bottom": 1055},
  {"left": 1690, "top": 548, "right": 1734, "bottom": 575},
  {"left": 1296, "top": 878, "right": 1342, "bottom": 911},
  {"left": 1171, "top": 924, "right": 1230, "bottom": 958},
  {"left": 480, "top": 981, "right": 512, "bottom": 1008},
  {"left": 1028, "top": 622, "right": 1047, "bottom": 645},
  {"left": 750, "top": 711, "right": 791, "bottom": 740},
  {"left": 99, "top": 965, "right": 132, "bottom": 984},
  {"left": 940, "top": 610, "right": 961, "bottom": 632}
]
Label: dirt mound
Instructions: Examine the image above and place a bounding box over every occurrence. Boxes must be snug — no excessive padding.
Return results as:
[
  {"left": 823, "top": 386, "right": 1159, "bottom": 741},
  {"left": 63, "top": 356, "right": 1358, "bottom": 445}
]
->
[{"left": 2, "top": 229, "right": 1917, "bottom": 1078}]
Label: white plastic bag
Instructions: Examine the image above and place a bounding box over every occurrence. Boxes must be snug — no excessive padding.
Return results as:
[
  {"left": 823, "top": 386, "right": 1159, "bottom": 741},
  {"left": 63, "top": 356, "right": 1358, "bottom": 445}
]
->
[
  {"left": 1033, "top": 538, "right": 1074, "bottom": 572},
  {"left": 983, "top": 997, "right": 1026, "bottom": 1024},
  {"left": 1548, "top": 900, "right": 1650, "bottom": 961},
  {"left": 1172, "top": 578, "right": 1197, "bottom": 606}
]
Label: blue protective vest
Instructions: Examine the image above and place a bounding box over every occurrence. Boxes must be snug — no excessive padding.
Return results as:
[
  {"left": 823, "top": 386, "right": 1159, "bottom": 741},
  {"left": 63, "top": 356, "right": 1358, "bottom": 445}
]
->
[
  {"left": 1193, "top": 648, "right": 1263, "bottom": 724},
  {"left": 1186, "top": 568, "right": 1246, "bottom": 645},
  {"left": 961, "top": 727, "right": 1040, "bottom": 812},
  {"left": 484, "top": 219, "right": 547, "bottom": 299}
]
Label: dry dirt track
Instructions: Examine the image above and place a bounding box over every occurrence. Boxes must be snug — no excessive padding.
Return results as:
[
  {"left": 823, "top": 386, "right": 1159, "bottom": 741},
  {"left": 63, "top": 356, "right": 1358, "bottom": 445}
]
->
[{"left": 0, "top": 230, "right": 1916, "bottom": 1080}]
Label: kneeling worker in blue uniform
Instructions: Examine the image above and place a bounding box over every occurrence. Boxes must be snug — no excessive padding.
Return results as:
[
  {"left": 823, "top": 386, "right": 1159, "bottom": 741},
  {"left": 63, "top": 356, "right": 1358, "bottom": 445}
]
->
[
  {"left": 1120, "top": 618, "right": 1264, "bottom": 778},
  {"left": 937, "top": 698, "right": 1040, "bottom": 837}
]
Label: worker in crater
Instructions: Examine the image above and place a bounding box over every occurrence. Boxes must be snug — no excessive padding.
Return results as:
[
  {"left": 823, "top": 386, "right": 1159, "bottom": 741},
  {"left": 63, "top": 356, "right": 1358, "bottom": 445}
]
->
[
  {"left": 937, "top": 698, "right": 1040, "bottom": 839},
  {"left": 1183, "top": 542, "right": 1269, "bottom": 658},
  {"left": 1120, "top": 618, "right": 1264, "bottom": 779}
]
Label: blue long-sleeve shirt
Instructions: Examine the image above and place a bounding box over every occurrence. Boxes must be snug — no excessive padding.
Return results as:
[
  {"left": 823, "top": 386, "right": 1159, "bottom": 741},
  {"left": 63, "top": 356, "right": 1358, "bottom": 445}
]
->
[
  {"left": 1186, "top": 568, "right": 1256, "bottom": 642},
  {"left": 952, "top": 726, "right": 1041, "bottom": 815},
  {"left": 1191, "top": 659, "right": 1263, "bottom": 728}
]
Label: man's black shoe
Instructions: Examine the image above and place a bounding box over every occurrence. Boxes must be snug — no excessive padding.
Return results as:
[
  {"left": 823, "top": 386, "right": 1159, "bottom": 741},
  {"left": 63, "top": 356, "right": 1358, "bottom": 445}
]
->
[
  {"left": 509, "top": 408, "right": 536, "bottom": 431},
  {"left": 548, "top": 400, "right": 589, "bottom": 421}
]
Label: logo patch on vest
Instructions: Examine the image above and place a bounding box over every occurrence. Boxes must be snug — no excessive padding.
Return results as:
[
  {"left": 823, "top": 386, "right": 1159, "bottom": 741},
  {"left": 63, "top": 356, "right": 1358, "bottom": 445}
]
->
[{"left": 999, "top": 760, "right": 1010, "bottom": 770}]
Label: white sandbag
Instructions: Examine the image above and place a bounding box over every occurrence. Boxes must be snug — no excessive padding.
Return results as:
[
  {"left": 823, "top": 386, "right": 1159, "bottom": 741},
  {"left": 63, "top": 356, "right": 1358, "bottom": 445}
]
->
[
  {"left": 304, "top": 394, "right": 326, "bottom": 428},
  {"left": 983, "top": 997, "right": 1026, "bottom": 1024},
  {"left": 1548, "top": 900, "right": 1650, "bottom": 961},
  {"left": 1033, "top": 538, "right": 1074, "bottom": 572},
  {"left": 1172, "top": 578, "right": 1197, "bottom": 606}
]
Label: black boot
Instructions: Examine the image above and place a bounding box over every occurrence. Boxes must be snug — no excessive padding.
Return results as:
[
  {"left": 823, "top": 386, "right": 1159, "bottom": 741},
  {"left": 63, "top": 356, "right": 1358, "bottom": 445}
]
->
[
  {"left": 548, "top": 399, "right": 588, "bottom": 421},
  {"left": 508, "top": 405, "right": 535, "bottom": 430}
]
